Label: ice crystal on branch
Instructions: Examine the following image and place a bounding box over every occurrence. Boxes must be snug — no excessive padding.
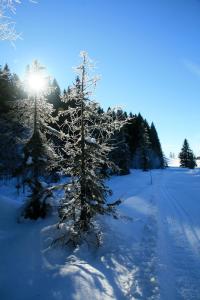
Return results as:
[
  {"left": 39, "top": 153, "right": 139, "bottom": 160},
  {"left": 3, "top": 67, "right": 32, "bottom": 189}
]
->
[
  {"left": 0, "top": 0, "right": 38, "bottom": 41},
  {"left": 55, "top": 52, "right": 126, "bottom": 247}
]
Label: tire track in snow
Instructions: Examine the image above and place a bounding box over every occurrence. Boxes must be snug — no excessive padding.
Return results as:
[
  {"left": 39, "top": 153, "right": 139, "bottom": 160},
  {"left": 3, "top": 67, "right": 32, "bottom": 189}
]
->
[
  {"left": 156, "top": 188, "right": 177, "bottom": 300},
  {"left": 164, "top": 186, "right": 200, "bottom": 255},
  {"left": 157, "top": 171, "right": 200, "bottom": 300},
  {"left": 130, "top": 194, "right": 160, "bottom": 300}
]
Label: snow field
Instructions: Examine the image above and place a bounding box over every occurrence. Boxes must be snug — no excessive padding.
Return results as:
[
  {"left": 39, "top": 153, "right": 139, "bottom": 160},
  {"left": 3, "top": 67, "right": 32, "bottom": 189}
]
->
[{"left": 1, "top": 168, "right": 200, "bottom": 299}]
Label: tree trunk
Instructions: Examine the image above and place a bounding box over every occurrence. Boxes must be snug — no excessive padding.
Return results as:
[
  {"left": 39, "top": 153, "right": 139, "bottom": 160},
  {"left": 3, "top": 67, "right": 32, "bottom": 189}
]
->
[{"left": 79, "top": 60, "right": 88, "bottom": 230}]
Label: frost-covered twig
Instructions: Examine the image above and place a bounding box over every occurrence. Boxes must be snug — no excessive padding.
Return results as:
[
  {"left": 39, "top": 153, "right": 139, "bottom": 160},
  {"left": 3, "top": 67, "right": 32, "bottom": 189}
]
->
[
  {"left": 0, "top": 0, "right": 38, "bottom": 41},
  {"left": 54, "top": 52, "right": 127, "bottom": 247}
]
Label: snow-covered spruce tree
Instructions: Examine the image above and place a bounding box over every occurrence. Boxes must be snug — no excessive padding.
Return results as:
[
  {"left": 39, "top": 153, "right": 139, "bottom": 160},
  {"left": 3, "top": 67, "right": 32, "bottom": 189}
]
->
[
  {"left": 15, "top": 60, "right": 57, "bottom": 219},
  {"left": 55, "top": 52, "right": 125, "bottom": 246},
  {"left": 179, "top": 139, "right": 196, "bottom": 169}
]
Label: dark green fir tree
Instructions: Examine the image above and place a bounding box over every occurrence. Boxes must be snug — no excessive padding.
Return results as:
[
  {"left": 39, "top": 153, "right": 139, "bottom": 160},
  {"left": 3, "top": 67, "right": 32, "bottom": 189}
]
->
[
  {"left": 179, "top": 139, "right": 196, "bottom": 169},
  {"left": 149, "top": 122, "right": 165, "bottom": 168}
]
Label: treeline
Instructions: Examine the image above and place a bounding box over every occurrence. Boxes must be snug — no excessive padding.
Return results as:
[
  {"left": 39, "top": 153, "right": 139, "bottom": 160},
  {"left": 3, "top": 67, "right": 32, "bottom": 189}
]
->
[
  {"left": 0, "top": 63, "right": 165, "bottom": 178},
  {"left": 0, "top": 56, "right": 165, "bottom": 245},
  {"left": 0, "top": 64, "right": 25, "bottom": 175}
]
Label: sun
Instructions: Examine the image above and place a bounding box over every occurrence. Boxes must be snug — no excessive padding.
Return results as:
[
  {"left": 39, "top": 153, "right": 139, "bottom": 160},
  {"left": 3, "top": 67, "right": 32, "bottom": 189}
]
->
[{"left": 27, "top": 72, "right": 46, "bottom": 93}]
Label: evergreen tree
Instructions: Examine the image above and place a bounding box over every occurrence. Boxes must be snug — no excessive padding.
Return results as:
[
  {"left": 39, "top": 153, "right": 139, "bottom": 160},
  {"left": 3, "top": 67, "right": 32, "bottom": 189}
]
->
[
  {"left": 0, "top": 64, "right": 14, "bottom": 113},
  {"left": 0, "top": 64, "right": 24, "bottom": 176},
  {"left": 128, "top": 114, "right": 151, "bottom": 170},
  {"left": 179, "top": 139, "right": 196, "bottom": 169},
  {"left": 55, "top": 52, "right": 124, "bottom": 246},
  {"left": 109, "top": 128, "right": 131, "bottom": 175},
  {"left": 109, "top": 109, "right": 131, "bottom": 175},
  {"left": 126, "top": 113, "right": 143, "bottom": 157},
  {"left": 139, "top": 120, "right": 151, "bottom": 171},
  {"left": 126, "top": 113, "right": 165, "bottom": 170},
  {"left": 47, "top": 78, "right": 62, "bottom": 112},
  {"left": 15, "top": 60, "right": 57, "bottom": 219},
  {"left": 149, "top": 122, "right": 164, "bottom": 168}
]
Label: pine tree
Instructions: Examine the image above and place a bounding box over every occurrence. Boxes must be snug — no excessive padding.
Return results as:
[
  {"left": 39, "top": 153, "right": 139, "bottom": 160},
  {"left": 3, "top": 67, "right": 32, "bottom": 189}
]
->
[
  {"left": 140, "top": 120, "right": 151, "bottom": 171},
  {"left": 15, "top": 60, "right": 57, "bottom": 219},
  {"left": 179, "top": 139, "right": 196, "bottom": 169},
  {"left": 109, "top": 128, "right": 131, "bottom": 175},
  {"left": 47, "top": 78, "right": 62, "bottom": 112},
  {"left": 126, "top": 113, "right": 165, "bottom": 170},
  {"left": 0, "top": 64, "right": 14, "bottom": 114},
  {"left": 129, "top": 114, "right": 151, "bottom": 170},
  {"left": 109, "top": 109, "right": 131, "bottom": 175},
  {"left": 0, "top": 64, "right": 24, "bottom": 176},
  {"left": 149, "top": 122, "right": 164, "bottom": 168},
  {"left": 126, "top": 113, "right": 143, "bottom": 158},
  {"left": 55, "top": 52, "right": 124, "bottom": 246}
]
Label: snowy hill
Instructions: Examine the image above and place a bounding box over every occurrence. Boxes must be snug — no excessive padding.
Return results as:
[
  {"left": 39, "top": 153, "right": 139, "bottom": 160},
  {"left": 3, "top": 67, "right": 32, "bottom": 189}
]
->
[{"left": 1, "top": 168, "right": 200, "bottom": 299}]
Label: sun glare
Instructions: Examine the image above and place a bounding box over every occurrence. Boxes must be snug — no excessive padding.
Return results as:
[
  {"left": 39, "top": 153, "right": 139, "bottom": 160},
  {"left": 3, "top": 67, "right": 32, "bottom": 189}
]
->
[{"left": 27, "top": 72, "right": 46, "bottom": 93}]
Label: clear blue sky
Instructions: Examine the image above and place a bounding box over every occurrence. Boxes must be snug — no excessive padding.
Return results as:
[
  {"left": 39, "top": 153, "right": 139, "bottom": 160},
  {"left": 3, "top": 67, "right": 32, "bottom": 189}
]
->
[{"left": 1, "top": 0, "right": 200, "bottom": 157}]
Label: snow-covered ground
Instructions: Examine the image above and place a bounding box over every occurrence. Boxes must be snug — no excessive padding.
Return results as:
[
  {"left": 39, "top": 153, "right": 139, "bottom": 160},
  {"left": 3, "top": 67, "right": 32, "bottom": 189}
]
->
[
  {"left": 167, "top": 158, "right": 180, "bottom": 167},
  {"left": 1, "top": 167, "right": 200, "bottom": 300}
]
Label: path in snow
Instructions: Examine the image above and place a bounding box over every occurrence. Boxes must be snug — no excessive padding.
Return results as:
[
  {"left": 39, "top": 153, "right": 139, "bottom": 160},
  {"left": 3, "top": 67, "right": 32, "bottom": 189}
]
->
[
  {"left": 111, "top": 167, "right": 200, "bottom": 299},
  {"left": 1, "top": 168, "right": 200, "bottom": 300},
  {"left": 153, "top": 168, "right": 200, "bottom": 300}
]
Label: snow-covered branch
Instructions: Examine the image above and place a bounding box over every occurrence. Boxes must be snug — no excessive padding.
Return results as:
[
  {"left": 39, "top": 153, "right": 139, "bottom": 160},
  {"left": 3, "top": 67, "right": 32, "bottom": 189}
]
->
[
  {"left": 54, "top": 52, "right": 126, "bottom": 246},
  {"left": 0, "top": 0, "right": 38, "bottom": 41}
]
